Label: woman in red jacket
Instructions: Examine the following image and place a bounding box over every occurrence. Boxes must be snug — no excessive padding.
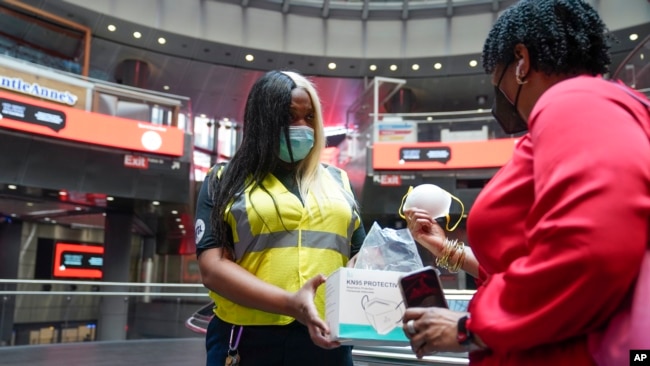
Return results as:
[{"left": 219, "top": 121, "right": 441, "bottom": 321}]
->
[{"left": 402, "top": 0, "right": 650, "bottom": 365}]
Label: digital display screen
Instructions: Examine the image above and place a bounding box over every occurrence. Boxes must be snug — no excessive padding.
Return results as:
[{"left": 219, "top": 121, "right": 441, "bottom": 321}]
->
[{"left": 52, "top": 242, "right": 104, "bottom": 279}]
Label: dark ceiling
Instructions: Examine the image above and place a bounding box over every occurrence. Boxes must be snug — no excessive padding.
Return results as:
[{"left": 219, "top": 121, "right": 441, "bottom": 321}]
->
[{"left": 0, "top": 0, "right": 647, "bottom": 124}]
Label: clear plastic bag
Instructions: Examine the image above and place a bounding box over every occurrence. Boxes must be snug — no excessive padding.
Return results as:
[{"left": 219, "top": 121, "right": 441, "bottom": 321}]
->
[{"left": 354, "top": 221, "right": 424, "bottom": 272}]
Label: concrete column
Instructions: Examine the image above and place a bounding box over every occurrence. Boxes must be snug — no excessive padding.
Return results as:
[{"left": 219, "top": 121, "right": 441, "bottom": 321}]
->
[
  {"left": 141, "top": 237, "right": 156, "bottom": 303},
  {"left": 0, "top": 219, "right": 22, "bottom": 346},
  {"left": 97, "top": 211, "right": 133, "bottom": 341}
]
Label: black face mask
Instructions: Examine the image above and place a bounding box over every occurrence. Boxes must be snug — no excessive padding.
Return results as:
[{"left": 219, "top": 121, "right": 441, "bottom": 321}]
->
[{"left": 491, "top": 64, "right": 528, "bottom": 134}]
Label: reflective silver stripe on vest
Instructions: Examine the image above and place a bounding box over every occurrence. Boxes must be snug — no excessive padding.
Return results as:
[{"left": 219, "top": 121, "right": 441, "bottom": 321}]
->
[
  {"left": 229, "top": 165, "right": 358, "bottom": 260},
  {"left": 325, "top": 165, "right": 358, "bottom": 241},
  {"left": 234, "top": 230, "right": 350, "bottom": 259}
]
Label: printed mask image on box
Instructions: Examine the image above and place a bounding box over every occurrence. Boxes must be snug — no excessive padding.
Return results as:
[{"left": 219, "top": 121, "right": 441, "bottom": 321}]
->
[
  {"left": 326, "top": 268, "right": 410, "bottom": 346},
  {"left": 361, "top": 295, "right": 404, "bottom": 335}
]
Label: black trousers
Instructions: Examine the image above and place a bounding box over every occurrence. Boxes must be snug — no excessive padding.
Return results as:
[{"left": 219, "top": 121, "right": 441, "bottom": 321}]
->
[{"left": 206, "top": 316, "right": 353, "bottom": 366}]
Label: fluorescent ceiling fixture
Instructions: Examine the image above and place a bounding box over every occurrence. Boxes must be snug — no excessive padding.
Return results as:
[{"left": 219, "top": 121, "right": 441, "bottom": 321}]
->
[
  {"left": 106, "top": 196, "right": 114, "bottom": 201},
  {"left": 107, "top": 24, "right": 116, "bottom": 32},
  {"left": 328, "top": 62, "right": 337, "bottom": 70},
  {"left": 245, "top": 54, "right": 254, "bottom": 62},
  {"left": 152, "top": 201, "right": 160, "bottom": 206},
  {"left": 158, "top": 37, "right": 166, "bottom": 45},
  {"left": 171, "top": 210, "right": 178, "bottom": 214},
  {"left": 390, "top": 64, "right": 397, "bottom": 71},
  {"left": 369, "top": 65, "right": 377, "bottom": 71},
  {"left": 434, "top": 63, "right": 442, "bottom": 70},
  {"left": 469, "top": 60, "right": 478, "bottom": 67},
  {"left": 133, "top": 31, "right": 142, "bottom": 39},
  {"left": 8, "top": 184, "right": 16, "bottom": 189},
  {"left": 411, "top": 64, "right": 419, "bottom": 71}
]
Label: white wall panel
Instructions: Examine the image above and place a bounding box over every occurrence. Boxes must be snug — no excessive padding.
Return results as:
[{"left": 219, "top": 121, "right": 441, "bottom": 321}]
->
[
  {"left": 322, "top": 19, "right": 364, "bottom": 57},
  {"left": 365, "top": 21, "right": 404, "bottom": 58},
  {"left": 404, "top": 18, "right": 450, "bottom": 58}
]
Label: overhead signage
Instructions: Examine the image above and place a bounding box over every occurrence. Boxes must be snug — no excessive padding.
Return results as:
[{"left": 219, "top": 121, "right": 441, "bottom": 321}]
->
[
  {"left": 0, "top": 75, "right": 78, "bottom": 106},
  {"left": 374, "top": 121, "right": 417, "bottom": 143},
  {"left": 53, "top": 242, "right": 104, "bottom": 279},
  {"left": 0, "top": 97, "right": 66, "bottom": 131},
  {"left": 373, "top": 174, "right": 402, "bottom": 186},
  {"left": 124, "top": 154, "right": 149, "bottom": 169},
  {"left": 0, "top": 91, "right": 184, "bottom": 156},
  {"left": 400, "top": 146, "right": 451, "bottom": 163},
  {"left": 373, "top": 138, "right": 518, "bottom": 170}
]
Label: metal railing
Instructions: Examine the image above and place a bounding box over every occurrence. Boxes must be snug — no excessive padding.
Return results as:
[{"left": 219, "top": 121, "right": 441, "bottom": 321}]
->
[{"left": 0, "top": 279, "right": 472, "bottom": 365}]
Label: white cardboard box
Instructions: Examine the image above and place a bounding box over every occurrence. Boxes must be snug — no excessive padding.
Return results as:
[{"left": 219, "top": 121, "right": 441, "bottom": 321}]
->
[{"left": 326, "top": 267, "right": 409, "bottom": 346}]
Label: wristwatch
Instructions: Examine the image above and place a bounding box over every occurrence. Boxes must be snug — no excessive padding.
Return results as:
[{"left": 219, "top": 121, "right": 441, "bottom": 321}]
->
[{"left": 457, "top": 315, "right": 473, "bottom": 347}]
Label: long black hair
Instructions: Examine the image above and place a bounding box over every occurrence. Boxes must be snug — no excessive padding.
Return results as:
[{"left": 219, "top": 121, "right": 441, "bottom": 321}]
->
[
  {"left": 209, "top": 70, "right": 339, "bottom": 254},
  {"left": 482, "top": 0, "right": 613, "bottom": 76}
]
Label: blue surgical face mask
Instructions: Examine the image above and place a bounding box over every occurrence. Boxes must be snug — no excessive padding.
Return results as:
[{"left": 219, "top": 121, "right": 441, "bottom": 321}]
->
[{"left": 279, "top": 126, "right": 315, "bottom": 163}]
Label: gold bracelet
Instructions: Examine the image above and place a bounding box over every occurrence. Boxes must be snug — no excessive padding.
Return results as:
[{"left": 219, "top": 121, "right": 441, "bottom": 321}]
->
[
  {"left": 449, "top": 242, "right": 466, "bottom": 273},
  {"left": 436, "top": 238, "right": 457, "bottom": 269}
]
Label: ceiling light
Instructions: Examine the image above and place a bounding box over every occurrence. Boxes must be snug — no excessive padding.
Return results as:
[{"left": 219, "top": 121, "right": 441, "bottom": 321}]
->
[
  {"left": 27, "top": 202, "right": 34, "bottom": 206},
  {"left": 163, "top": 85, "right": 170, "bottom": 90},
  {"left": 469, "top": 60, "right": 478, "bottom": 67},
  {"left": 411, "top": 64, "right": 419, "bottom": 71},
  {"left": 75, "top": 207, "right": 82, "bottom": 211},
  {"left": 245, "top": 54, "right": 254, "bottom": 62},
  {"left": 434, "top": 63, "right": 442, "bottom": 70},
  {"left": 133, "top": 31, "right": 142, "bottom": 39},
  {"left": 106, "top": 196, "right": 114, "bottom": 201},
  {"left": 175, "top": 218, "right": 181, "bottom": 222},
  {"left": 10, "top": 213, "right": 16, "bottom": 217},
  {"left": 107, "top": 24, "right": 116, "bottom": 32},
  {"left": 328, "top": 62, "right": 337, "bottom": 70},
  {"left": 630, "top": 33, "right": 639, "bottom": 41},
  {"left": 158, "top": 37, "right": 166, "bottom": 45},
  {"left": 369, "top": 65, "right": 377, "bottom": 71},
  {"left": 390, "top": 65, "right": 397, "bottom": 71},
  {"left": 178, "top": 224, "right": 185, "bottom": 229},
  {"left": 59, "top": 191, "right": 67, "bottom": 196},
  {"left": 7, "top": 184, "right": 16, "bottom": 189},
  {"left": 641, "top": 53, "right": 645, "bottom": 60},
  {"left": 427, "top": 116, "right": 433, "bottom": 121},
  {"left": 171, "top": 210, "right": 178, "bottom": 214},
  {"left": 152, "top": 201, "right": 160, "bottom": 206}
]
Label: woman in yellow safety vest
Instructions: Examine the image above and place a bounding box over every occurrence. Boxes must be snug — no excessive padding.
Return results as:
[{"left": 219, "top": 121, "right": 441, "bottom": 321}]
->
[{"left": 195, "top": 70, "right": 366, "bottom": 366}]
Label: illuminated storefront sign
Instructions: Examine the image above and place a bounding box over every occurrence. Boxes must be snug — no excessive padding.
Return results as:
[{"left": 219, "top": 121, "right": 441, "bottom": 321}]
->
[
  {"left": 0, "top": 91, "right": 184, "bottom": 156},
  {"left": 373, "top": 138, "right": 518, "bottom": 170},
  {"left": 0, "top": 75, "right": 78, "bottom": 106},
  {"left": 53, "top": 242, "right": 104, "bottom": 279}
]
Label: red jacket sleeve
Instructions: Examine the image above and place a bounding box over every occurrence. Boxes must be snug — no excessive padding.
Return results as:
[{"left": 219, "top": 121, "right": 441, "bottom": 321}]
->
[{"left": 470, "top": 79, "right": 650, "bottom": 352}]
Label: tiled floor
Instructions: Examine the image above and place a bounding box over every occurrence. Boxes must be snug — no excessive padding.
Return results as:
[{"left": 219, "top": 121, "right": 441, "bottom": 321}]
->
[{"left": 0, "top": 338, "right": 205, "bottom": 366}]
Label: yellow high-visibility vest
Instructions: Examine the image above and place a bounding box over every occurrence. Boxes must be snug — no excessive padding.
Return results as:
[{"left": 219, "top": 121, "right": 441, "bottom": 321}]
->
[{"left": 210, "top": 165, "right": 360, "bottom": 325}]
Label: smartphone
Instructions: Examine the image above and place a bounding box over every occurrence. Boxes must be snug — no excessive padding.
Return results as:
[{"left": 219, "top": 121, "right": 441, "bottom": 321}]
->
[{"left": 399, "top": 266, "right": 448, "bottom": 308}]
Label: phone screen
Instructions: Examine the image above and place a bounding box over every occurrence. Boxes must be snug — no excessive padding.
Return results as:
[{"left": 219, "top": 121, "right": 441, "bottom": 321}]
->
[{"left": 399, "top": 266, "right": 448, "bottom": 308}]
